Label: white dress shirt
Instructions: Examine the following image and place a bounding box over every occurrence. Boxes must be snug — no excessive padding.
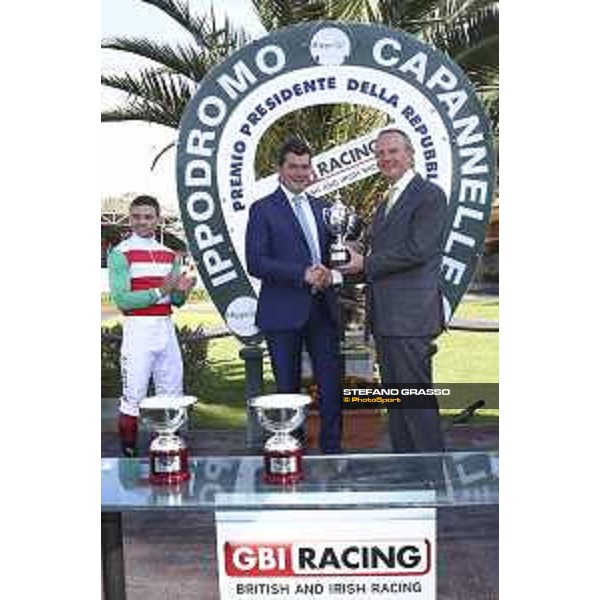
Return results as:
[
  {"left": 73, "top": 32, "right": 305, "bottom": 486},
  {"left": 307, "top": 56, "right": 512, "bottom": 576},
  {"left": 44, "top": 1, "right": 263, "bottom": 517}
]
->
[{"left": 281, "top": 185, "right": 322, "bottom": 264}]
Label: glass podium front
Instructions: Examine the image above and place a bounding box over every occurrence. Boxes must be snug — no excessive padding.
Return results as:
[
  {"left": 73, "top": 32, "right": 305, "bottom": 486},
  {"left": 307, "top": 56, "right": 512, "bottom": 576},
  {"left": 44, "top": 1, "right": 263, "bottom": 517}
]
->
[{"left": 101, "top": 452, "right": 498, "bottom": 599}]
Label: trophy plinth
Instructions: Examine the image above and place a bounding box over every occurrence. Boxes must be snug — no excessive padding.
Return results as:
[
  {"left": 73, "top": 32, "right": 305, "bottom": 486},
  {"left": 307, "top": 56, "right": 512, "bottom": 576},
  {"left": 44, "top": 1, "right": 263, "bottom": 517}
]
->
[
  {"left": 263, "top": 433, "right": 303, "bottom": 485},
  {"left": 250, "top": 394, "right": 311, "bottom": 485},
  {"left": 148, "top": 434, "right": 190, "bottom": 485},
  {"left": 140, "top": 395, "right": 196, "bottom": 486}
]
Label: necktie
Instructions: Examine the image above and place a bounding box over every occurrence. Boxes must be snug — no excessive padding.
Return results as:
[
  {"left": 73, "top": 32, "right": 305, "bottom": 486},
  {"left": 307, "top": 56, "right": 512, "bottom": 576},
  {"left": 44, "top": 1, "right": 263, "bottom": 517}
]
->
[
  {"left": 384, "top": 187, "right": 397, "bottom": 217},
  {"left": 292, "top": 196, "right": 320, "bottom": 265}
]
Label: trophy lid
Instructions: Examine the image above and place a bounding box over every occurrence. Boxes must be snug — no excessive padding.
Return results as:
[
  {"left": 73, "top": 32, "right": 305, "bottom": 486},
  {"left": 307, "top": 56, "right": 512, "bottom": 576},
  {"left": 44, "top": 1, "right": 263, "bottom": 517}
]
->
[
  {"left": 140, "top": 395, "right": 197, "bottom": 410},
  {"left": 249, "top": 393, "right": 312, "bottom": 410}
]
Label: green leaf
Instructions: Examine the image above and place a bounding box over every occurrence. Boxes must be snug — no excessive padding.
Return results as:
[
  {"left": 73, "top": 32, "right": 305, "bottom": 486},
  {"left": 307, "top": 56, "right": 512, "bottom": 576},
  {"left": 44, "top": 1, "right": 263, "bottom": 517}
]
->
[{"left": 102, "top": 36, "right": 211, "bottom": 82}]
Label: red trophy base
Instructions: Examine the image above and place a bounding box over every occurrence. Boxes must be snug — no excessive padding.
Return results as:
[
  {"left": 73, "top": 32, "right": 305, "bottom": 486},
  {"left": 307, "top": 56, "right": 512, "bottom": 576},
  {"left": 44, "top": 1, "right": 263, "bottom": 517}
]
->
[
  {"left": 263, "top": 449, "right": 303, "bottom": 485},
  {"left": 149, "top": 448, "right": 190, "bottom": 485}
]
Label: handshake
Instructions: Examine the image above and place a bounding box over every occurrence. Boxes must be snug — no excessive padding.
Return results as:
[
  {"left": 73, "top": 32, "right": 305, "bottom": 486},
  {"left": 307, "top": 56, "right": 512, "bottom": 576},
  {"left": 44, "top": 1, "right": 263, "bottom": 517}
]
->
[
  {"left": 160, "top": 270, "right": 197, "bottom": 296},
  {"left": 304, "top": 264, "right": 335, "bottom": 291}
]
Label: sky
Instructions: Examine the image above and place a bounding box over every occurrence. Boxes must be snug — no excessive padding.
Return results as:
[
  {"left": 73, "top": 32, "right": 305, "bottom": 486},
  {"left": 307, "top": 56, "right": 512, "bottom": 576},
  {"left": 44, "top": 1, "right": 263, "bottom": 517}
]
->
[{"left": 101, "top": 0, "right": 265, "bottom": 208}]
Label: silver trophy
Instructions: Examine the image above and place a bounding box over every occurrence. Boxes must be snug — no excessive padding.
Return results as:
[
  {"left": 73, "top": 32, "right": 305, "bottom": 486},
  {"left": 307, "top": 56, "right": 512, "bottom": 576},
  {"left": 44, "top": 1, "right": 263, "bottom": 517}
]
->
[
  {"left": 139, "top": 395, "right": 197, "bottom": 485},
  {"left": 249, "top": 394, "right": 312, "bottom": 485},
  {"left": 323, "top": 191, "right": 363, "bottom": 268}
]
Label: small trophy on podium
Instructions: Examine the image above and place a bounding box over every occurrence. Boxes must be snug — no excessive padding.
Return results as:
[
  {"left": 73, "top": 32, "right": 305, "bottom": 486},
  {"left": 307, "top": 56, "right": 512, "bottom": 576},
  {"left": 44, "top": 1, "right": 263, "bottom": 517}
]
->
[
  {"left": 250, "top": 394, "right": 312, "bottom": 485},
  {"left": 323, "top": 191, "right": 363, "bottom": 268},
  {"left": 140, "top": 395, "right": 196, "bottom": 485}
]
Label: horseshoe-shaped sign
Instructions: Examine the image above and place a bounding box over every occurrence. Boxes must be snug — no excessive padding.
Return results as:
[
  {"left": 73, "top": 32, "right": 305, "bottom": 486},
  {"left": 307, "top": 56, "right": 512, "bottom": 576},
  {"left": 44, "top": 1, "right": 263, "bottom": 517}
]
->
[{"left": 176, "top": 22, "right": 496, "bottom": 345}]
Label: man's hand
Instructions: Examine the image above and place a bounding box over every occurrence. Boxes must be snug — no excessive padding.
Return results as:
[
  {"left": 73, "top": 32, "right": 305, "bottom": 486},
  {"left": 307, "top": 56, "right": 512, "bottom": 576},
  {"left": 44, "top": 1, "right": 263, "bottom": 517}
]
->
[
  {"left": 159, "top": 271, "right": 183, "bottom": 296},
  {"left": 345, "top": 240, "right": 363, "bottom": 252},
  {"left": 304, "top": 264, "right": 332, "bottom": 290},
  {"left": 176, "top": 275, "right": 196, "bottom": 293},
  {"left": 339, "top": 247, "right": 365, "bottom": 275}
]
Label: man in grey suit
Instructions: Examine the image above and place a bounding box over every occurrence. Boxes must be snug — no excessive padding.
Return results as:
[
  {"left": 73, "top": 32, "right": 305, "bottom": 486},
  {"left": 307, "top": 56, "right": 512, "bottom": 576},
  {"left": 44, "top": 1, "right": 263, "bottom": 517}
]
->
[{"left": 341, "top": 128, "right": 447, "bottom": 453}]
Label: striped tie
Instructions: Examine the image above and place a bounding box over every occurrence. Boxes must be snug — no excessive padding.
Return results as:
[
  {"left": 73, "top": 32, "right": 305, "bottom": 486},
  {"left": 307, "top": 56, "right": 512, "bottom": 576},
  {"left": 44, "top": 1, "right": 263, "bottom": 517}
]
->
[{"left": 292, "top": 196, "right": 320, "bottom": 265}]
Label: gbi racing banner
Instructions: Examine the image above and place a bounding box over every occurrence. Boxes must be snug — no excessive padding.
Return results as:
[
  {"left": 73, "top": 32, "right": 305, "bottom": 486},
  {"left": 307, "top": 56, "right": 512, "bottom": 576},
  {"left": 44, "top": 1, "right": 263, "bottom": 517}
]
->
[{"left": 216, "top": 503, "right": 436, "bottom": 599}]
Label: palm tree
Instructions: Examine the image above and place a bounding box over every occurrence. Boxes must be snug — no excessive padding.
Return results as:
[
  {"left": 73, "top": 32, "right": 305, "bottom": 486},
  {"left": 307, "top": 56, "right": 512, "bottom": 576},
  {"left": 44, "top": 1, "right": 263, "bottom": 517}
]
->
[
  {"left": 102, "top": 0, "right": 498, "bottom": 213},
  {"left": 102, "top": 0, "right": 250, "bottom": 127}
]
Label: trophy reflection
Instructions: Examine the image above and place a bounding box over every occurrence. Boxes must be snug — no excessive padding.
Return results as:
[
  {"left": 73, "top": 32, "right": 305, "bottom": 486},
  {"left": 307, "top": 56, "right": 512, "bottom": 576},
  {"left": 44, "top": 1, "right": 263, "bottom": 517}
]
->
[
  {"left": 250, "top": 394, "right": 312, "bottom": 485},
  {"left": 140, "top": 395, "right": 196, "bottom": 485},
  {"left": 150, "top": 479, "right": 190, "bottom": 506},
  {"left": 323, "top": 191, "right": 363, "bottom": 268}
]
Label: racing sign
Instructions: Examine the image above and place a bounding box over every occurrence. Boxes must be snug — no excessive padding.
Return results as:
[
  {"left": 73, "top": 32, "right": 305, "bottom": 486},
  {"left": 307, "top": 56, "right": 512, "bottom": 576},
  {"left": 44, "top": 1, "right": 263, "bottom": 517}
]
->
[
  {"left": 216, "top": 501, "right": 436, "bottom": 599},
  {"left": 176, "top": 22, "right": 495, "bottom": 344}
]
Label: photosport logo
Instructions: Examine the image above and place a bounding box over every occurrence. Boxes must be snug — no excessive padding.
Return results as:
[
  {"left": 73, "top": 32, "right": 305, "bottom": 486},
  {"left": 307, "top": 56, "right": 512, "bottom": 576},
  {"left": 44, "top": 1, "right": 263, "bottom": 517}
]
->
[{"left": 176, "top": 22, "right": 496, "bottom": 344}]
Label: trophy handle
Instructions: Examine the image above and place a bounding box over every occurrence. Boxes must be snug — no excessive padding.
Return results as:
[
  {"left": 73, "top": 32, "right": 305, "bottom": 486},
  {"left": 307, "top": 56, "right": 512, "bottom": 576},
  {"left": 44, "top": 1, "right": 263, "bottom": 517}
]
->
[
  {"left": 285, "top": 406, "right": 307, "bottom": 432},
  {"left": 163, "top": 407, "right": 187, "bottom": 433}
]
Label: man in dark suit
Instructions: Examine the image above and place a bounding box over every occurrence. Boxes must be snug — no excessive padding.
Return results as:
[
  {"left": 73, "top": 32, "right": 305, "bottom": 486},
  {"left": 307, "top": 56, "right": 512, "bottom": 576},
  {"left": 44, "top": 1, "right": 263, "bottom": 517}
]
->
[
  {"left": 245, "top": 138, "right": 343, "bottom": 454},
  {"left": 341, "top": 128, "right": 447, "bottom": 453}
]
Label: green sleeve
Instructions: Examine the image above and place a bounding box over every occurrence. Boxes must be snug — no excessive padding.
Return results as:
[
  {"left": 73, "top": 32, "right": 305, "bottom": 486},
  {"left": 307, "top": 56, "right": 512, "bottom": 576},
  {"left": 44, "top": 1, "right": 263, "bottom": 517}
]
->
[{"left": 108, "top": 250, "right": 160, "bottom": 311}]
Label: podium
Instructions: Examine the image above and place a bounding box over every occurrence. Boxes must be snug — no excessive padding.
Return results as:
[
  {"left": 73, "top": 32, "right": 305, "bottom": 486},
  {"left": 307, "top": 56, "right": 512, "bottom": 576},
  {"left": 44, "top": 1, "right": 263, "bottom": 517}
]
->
[{"left": 102, "top": 451, "right": 498, "bottom": 599}]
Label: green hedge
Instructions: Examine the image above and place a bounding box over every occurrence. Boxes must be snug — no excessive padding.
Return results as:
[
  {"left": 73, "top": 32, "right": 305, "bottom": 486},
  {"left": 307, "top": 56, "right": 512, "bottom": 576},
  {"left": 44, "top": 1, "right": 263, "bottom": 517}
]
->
[{"left": 101, "top": 323, "right": 210, "bottom": 398}]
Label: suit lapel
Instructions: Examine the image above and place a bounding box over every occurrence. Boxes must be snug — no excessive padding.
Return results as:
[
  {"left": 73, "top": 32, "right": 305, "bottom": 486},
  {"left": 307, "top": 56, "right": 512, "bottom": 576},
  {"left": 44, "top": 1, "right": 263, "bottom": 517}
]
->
[
  {"left": 378, "top": 174, "right": 424, "bottom": 234},
  {"left": 371, "top": 196, "right": 389, "bottom": 239}
]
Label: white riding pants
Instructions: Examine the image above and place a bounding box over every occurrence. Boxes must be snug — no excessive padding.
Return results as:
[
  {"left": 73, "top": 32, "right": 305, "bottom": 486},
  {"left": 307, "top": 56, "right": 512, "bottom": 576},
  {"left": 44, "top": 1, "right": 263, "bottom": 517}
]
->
[{"left": 119, "top": 316, "right": 183, "bottom": 417}]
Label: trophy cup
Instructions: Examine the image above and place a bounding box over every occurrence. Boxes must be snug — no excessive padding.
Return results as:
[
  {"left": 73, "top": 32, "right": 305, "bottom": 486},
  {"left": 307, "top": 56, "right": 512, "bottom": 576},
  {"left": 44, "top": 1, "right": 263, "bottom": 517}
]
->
[
  {"left": 249, "top": 394, "right": 312, "bottom": 485},
  {"left": 139, "top": 395, "right": 196, "bottom": 485},
  {"left": 323, "top": 191, "right": 363, "bottom": 268}
]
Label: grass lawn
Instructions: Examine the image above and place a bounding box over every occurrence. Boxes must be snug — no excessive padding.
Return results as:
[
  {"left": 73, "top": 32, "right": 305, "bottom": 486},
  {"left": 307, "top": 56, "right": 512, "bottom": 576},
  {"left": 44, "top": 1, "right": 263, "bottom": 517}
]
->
[
  {"left": 102, "top": 294, "right": 498, "bottom": 428},
  {"left": 435, "top": 330, "right": 498, "bottom": 383},
  {"left": 436, "top": 295, "right": 498, "bottom": 383},
  {"left": 453, "top": 295, "right": 499, "bottom": 321}
]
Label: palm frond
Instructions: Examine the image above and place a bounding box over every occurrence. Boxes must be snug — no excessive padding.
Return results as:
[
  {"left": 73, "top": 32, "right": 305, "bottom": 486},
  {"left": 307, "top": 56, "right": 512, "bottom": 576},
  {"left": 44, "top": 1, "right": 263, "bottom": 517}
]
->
[
  {"left": 429, "top": 5, "right": 499, "bottom": 65},
  {"left": 471, "top": 66, "right": 498, "bottom": 135},
  {"left": 141, "top": 0, "right": 250, "bottom": 52},
  {"left": 297, "top": 1, "right": 329, "bottom": 21},
  {"left": 101, "top": 69, "right": 194, "bottom": 129},
  {"left": 464, "top": 63, "right": 498, "bottom": 91},
  {"left": 252, "top": 0, "right": 295, "bottom": 30},
  {"left": 102, "top": 37, "right": 211, "bottom": 82},
  {"left": 195, "top": 6, "right": 252, "bottom": 54},
  {"left": 446, "top": 0, "right": 498, "bottom": 24},
  {"left": 252, "top": 0, "right": 329, "bottom": 29},
  {"left": 151, "top": 141, "right": 176, "bottom": 170},
  {"left": 101, "top": 106, "right": 177, "bottom": 129},
  {"left": 327, "top": 0, "right": 379, "bottom": 22},
  {"left": 375, "top": 0, "right": 451, "bottom": 34},
  {"left": 141, "top": 0, "right": 209, "bottom": 42}
]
